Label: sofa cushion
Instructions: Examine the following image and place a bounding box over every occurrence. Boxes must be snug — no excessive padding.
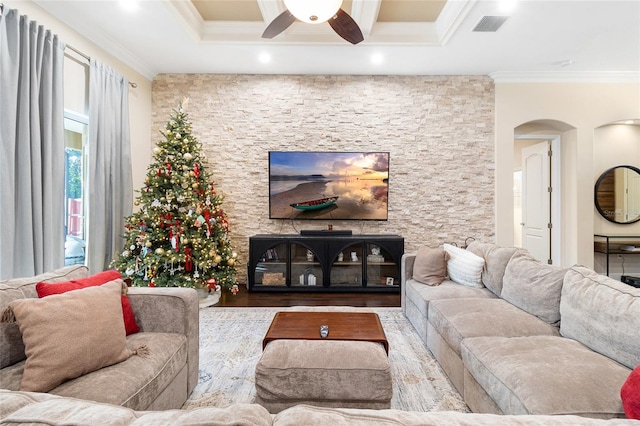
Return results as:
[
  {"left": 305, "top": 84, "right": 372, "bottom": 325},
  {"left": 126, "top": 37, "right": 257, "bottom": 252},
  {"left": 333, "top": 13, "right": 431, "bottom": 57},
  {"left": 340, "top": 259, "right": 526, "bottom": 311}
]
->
[
  {"left": 412, "top": 246, "right": 449, "bottom": 286},
  {"left": 404, "top": 279, "right": 496, "bottom": 321},
  {"left": 0, "top": 265, "right": 88, "bottom": 369},
  {"left": 560, "top": 266, "right": 640, "bottom": 370},
  {"left": 462, "top": 335, "right": 629, "bottom": 418},
  {"left": 52, "top": 331, "right": 187, "bottom": 409},
  {"left": 501, "top": 250, "right": 567, "bottom": 326},
  {"left": 36, "top": 269, "right": 140, "bottom": 335},
  {"left": 466, "top": 241, "right": 518, "bottom": 296},
  {"left": 273, "top": 404, "right": 636, "bottom": 425},
  {"left": 0, "top": 332, "right": 188, "bottom": 410},
  {"left": 443, "top": 243, "right": 484, "bottom": 288},
  {"left": 428, "top": 298, "right": 558, "bottom": 357},
  {"left": 7, "top": 281, "right": 131, "bottom": 392},
  {"left": 0, "top": 390, "right": 273, "bottom": 426},
  {"left": 621, "top": 366, "right": 640, "bottom": 420}
]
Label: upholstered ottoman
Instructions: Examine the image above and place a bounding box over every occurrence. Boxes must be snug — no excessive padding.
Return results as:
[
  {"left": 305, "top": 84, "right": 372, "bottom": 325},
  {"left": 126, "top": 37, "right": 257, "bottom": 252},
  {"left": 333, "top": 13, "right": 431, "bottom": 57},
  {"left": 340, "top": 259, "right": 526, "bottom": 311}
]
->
[{"left": 254, "top": 339, "right": 392, "bottom": 413}]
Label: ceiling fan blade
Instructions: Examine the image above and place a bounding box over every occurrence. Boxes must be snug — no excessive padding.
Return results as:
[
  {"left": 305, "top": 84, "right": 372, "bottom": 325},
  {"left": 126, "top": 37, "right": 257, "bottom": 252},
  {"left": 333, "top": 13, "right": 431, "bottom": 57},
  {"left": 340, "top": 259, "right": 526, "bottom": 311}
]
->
[
  {"left": 328, "top": 8, "right": 364, "bottom": 45},
  {"left": 262, "top": 10, "right": 297, "bottom": 39}
]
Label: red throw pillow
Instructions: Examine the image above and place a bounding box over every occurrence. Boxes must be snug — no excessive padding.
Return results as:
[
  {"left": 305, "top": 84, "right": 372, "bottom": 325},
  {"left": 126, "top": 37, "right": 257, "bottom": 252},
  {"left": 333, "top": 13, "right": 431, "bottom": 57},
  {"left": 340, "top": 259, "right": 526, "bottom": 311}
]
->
[
  {"left": 621, "top": 365, "right": 640, "bottom": 419},
  {"left": 36, "top": 270, "right": 140, "bottom": 335}
]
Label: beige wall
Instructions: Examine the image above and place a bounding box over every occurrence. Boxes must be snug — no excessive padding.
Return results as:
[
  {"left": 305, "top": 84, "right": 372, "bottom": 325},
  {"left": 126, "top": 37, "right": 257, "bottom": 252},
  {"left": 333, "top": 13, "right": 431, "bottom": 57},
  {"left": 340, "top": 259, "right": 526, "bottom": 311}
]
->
[
  {"left": 5, "top": 1, "right": 153, "bottom": 202},
  {"left": 152, "top": 74, "right": 496, "bottom": 284},
  {"left": 496, "top": 82, "right": 640, "bottom": 268}
]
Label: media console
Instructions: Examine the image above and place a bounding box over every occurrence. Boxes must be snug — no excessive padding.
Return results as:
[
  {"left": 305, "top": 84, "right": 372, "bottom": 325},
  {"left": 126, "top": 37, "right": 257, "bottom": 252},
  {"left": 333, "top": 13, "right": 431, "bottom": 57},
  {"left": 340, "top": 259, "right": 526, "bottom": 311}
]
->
[{"left": 248, "top": 234, "right": 404, "bottom": 292}]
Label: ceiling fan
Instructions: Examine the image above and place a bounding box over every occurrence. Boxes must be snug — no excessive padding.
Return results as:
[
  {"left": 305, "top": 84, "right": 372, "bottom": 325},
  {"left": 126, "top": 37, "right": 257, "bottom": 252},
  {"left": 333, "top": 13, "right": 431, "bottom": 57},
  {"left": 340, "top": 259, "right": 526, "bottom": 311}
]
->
[{"left": 262, "top": 0, "right": 364, "bottom": 45}]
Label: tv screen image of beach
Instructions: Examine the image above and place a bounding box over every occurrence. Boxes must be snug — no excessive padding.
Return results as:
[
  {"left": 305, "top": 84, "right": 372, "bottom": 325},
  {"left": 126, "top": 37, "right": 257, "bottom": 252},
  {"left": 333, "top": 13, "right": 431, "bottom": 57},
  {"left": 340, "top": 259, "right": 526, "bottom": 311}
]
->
[{"left": 269, "top": 151, "right": 389, "bottom": 220}]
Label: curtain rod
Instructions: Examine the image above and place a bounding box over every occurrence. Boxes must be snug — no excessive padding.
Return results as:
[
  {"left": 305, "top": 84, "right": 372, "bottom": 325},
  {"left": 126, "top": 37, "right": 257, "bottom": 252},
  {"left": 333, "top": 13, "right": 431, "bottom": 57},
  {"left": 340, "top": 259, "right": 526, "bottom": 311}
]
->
[
  {"left": 66, "top": 44, "right": 138, "bottom": 88},
  {"left": 0, "top": 3, "right": 137, "bottom": 88}
]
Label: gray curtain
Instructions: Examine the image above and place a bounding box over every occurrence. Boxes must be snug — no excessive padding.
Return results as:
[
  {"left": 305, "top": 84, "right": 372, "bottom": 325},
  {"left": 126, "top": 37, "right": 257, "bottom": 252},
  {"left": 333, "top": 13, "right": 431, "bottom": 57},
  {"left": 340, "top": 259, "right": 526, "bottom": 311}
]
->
[
  {"left": 0, "top": 7, "right": 65, "bottom": 280},
  {"left": 87, "top": 59, "right": 133, "bottom": 273}
]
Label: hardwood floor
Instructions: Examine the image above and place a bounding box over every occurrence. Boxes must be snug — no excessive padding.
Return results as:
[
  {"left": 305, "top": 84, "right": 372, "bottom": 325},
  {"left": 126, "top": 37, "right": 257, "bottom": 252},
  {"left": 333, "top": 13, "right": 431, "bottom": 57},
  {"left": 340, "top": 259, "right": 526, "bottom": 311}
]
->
[{"left": 217, "top": 289, "right": 401, "bottom": 307}]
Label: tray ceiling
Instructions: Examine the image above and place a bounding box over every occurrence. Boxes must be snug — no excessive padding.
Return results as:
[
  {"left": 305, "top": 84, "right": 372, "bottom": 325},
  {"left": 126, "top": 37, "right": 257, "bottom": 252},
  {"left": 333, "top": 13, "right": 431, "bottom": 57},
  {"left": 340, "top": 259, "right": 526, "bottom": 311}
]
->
[{"left": 29, "top": 0, "right": 640, "bottom": 81}]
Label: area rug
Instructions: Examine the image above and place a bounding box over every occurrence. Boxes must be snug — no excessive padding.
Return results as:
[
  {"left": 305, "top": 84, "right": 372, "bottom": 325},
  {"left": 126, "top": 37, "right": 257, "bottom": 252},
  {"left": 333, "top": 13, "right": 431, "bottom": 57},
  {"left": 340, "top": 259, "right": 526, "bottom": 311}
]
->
[{"left": 182, "top": 307, "right": 470, "bottom": 413}]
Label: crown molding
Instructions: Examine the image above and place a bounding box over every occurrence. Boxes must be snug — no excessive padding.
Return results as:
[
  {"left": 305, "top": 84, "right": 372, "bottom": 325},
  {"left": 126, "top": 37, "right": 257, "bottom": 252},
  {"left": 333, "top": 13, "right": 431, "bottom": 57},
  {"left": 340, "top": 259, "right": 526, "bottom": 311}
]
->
[
  {"left": 490, "top": 71, "right": 640, "bottom": 83},
  {"left": 436, "top": 0, "right": 475, "bottom": 45}
]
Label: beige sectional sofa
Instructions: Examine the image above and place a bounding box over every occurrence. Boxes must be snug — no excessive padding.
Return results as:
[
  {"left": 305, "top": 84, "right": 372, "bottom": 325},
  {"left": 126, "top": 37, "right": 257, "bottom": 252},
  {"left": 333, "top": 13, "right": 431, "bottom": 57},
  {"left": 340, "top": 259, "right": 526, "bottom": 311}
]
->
[
  {"left": 2, "top": 389, "right": 639, "bottom": 425},
  {"left": 402, "top": 241, "right": 640, "bottom": 419},
  {"left": 0, "top": 265, "right": 199, "bottom": 411}
]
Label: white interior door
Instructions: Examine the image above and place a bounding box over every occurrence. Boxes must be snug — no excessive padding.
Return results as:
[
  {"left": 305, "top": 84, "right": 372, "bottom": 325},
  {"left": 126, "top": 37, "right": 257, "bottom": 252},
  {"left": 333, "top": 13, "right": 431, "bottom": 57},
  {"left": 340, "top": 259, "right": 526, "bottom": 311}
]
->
[
  {"left": 522, "top": 141, "right": 551, "bottom": 263},
  {"left": 627, "top": 170, "right": 640, "bottom": 221}
]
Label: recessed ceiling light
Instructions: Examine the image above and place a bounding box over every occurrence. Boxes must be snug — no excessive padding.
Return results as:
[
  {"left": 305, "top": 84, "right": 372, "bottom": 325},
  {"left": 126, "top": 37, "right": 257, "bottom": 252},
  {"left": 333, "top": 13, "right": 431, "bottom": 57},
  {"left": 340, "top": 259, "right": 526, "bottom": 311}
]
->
[
  {"left": 371, "top": 53, "right": 384, "bottom": 65},
  {"left": 118, "top": 0, "right": 139, "bottom": 13},
  {"left": 258, "top": 52, "right": 271, "bottom": 64}
]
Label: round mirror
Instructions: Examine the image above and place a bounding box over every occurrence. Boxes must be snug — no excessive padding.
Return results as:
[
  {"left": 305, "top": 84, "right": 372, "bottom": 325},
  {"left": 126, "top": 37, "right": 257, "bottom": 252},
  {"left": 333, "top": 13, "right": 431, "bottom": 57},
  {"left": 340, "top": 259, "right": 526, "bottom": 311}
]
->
[{"left": 595, "top": 165, "right": 640, "bottom": 224}]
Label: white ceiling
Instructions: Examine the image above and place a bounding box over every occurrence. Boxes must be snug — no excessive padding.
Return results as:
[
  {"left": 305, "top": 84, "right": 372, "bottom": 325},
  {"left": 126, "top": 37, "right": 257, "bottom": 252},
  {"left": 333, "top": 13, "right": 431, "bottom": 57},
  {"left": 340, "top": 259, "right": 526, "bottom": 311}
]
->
[{"left": 32, "top": 0, "right": 640, "bottom": 82}]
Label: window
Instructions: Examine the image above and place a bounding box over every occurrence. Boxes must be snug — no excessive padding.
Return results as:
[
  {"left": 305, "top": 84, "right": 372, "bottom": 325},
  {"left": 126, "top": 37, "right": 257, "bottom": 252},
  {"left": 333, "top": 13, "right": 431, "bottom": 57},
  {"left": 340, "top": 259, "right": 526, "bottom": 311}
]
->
[
  {"left": 64, "top": 113, "right": 88, "bottom": 265},
  {"left": 63, "top": 53, "right": 89, "bottom": 265}
]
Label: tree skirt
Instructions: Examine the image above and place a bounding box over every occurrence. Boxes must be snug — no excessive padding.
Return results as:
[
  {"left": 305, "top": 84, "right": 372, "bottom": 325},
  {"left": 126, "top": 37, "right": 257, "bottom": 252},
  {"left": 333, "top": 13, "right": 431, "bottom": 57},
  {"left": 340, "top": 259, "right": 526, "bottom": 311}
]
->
[{"left": 182, "top": 307, "right": 469, "bottom": 413}]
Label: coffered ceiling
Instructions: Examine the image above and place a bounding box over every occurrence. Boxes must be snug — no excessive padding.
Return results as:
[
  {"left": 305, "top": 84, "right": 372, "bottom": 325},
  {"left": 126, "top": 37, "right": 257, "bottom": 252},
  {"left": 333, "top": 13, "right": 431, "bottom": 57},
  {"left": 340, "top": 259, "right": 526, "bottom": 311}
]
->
[{"left": 30, "top": 0, "right": 640, "bottom": 82}]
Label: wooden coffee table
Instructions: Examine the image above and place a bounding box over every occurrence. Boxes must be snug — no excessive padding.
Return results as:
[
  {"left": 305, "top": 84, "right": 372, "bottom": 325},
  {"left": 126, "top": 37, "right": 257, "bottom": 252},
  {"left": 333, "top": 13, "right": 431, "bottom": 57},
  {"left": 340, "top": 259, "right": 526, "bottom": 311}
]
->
[{"left": 262, "top": 311, "right": 389, "bottom": 354}]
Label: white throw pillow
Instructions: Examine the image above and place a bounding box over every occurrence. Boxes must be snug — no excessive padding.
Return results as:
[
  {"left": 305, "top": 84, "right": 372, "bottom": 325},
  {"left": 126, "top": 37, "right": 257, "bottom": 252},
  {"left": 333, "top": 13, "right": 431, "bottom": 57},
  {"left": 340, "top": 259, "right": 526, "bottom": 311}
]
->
[{"left": 443, "top": 243, "right": 485, "bottom": 288}]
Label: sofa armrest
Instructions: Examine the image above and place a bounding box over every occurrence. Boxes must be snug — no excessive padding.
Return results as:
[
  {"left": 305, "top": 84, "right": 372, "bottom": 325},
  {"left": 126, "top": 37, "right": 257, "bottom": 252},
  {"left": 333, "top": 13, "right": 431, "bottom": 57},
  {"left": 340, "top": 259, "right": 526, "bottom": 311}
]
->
[
  {"left": 126, "top": 287, "right": 199, "bottom": 394},
  {"left": 401, "top": 253, "right": 416, "bottom": 314}
]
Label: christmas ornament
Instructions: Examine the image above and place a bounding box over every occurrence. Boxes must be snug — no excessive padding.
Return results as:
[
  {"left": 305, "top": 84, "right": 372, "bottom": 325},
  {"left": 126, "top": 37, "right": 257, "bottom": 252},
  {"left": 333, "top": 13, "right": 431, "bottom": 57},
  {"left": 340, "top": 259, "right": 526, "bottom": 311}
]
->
[{"left": 183, "top": 153, "right": 193, "bottom": 160}]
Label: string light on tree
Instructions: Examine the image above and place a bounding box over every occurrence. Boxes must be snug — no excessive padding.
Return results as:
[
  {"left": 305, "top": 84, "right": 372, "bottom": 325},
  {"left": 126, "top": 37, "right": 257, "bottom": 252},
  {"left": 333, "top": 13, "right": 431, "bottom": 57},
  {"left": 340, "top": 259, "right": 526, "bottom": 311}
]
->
[{"left": 110, "top": 99, "right": 239, "bottom": 294}]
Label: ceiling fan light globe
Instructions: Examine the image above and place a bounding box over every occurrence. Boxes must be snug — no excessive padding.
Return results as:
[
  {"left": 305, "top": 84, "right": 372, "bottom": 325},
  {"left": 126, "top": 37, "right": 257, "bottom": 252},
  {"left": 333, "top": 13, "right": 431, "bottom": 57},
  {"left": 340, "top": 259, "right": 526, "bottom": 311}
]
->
[{"left": 284, "top": 0, "right": 343, "bottom": 24}]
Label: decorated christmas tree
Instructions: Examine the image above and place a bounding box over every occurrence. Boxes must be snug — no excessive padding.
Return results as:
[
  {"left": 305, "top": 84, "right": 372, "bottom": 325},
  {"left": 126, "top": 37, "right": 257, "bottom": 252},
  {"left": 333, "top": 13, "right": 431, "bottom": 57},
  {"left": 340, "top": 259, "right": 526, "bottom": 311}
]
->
[{"left": 111, "top": 100, "right": 238, "bottom": 294}]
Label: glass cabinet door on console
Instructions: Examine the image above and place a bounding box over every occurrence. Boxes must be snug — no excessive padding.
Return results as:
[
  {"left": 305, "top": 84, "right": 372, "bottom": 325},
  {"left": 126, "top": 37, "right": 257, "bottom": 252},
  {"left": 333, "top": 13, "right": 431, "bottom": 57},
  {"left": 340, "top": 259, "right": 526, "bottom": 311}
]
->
[
  {"left": 290, "top": 243, "right": 323, "bottom": 288},
  {"left": 253, "top": 242, "right": 288, "bottom": 288},
  {"left": 329, "top": 242, "right": 364, "bottom": 287},
  {"left": 365, "top": 243, "right": 400, "bottom": 288}
]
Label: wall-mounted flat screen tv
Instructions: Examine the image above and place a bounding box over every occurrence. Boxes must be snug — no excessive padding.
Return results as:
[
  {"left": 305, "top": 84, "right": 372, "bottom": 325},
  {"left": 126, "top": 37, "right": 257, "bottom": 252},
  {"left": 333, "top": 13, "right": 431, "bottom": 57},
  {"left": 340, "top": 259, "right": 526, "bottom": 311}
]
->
[{"left": 269, "top": 151, "right": 389, "bottom": 220}]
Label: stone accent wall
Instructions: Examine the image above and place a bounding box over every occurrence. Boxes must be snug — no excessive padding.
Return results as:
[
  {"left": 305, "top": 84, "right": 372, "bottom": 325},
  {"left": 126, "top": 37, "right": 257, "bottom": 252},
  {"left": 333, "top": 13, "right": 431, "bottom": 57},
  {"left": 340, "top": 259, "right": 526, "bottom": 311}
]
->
[{"left": 152, "top": 74, "right": 495, "bottom": 285}]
